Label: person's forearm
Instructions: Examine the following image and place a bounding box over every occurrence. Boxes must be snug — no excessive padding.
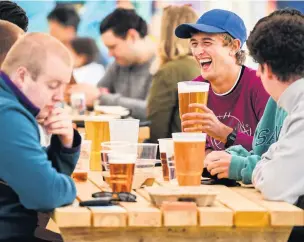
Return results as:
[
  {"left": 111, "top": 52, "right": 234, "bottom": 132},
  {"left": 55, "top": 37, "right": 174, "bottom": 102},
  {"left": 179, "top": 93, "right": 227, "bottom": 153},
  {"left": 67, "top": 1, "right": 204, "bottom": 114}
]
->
[{"left": 47, "top": 129, "right": 81, "bottom": 175}]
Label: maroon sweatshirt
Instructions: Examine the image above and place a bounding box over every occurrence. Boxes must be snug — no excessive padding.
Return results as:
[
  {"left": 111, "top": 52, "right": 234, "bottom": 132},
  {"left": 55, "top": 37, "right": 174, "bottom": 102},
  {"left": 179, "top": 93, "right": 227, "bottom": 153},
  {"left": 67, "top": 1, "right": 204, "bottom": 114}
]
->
[{"left": 193, "top": 66, "right": 269, "bottom": 151}]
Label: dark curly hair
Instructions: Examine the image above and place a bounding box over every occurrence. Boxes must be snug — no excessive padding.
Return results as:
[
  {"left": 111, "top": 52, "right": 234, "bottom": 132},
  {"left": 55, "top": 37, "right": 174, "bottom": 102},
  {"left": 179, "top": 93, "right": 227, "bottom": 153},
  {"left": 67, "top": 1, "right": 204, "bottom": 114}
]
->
[
  {"left": 0, "top": 1, "right": 28, "bottom": 32},
  {"left": 246, "top": 8, "right": 304, "bottom": 82},
  {"left": 100, "top": 8, "right": 147, "bottom": 39}
]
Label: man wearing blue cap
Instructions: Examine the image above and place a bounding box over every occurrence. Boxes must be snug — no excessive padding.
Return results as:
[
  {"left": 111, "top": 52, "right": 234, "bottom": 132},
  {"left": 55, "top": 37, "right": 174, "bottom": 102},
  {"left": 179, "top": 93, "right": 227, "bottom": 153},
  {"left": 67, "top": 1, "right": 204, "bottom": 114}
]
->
[{"left": 178, "top": 9, "right": 269, "bottom": 154}]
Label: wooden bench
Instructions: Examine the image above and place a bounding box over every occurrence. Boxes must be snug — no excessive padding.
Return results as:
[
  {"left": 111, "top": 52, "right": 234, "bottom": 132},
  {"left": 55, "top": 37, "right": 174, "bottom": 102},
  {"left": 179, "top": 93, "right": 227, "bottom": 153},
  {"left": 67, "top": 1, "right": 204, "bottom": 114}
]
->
[{"left": 53, "top": 170, "right": 304, "bottom": 242}]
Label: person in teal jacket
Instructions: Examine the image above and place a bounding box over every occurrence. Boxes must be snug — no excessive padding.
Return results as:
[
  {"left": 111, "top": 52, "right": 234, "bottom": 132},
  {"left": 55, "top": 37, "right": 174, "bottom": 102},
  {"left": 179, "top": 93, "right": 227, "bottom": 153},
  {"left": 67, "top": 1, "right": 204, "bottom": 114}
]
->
[
  {"left": 205, "top": 97, "right": 287, "bottom": 184},
  {"left": 0, "top": 33, "right": 80, "bottom": 241}
]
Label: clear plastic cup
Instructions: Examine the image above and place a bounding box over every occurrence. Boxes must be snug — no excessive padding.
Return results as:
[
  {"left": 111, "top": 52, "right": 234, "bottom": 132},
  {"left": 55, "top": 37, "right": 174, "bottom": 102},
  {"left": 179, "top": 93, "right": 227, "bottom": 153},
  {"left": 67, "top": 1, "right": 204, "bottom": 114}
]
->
[
  {"left": 172, "top": 132, "right": 206, "bottom": 186},
  {"left": 109, "top": 119, "right": 139, "bottom": 143}
]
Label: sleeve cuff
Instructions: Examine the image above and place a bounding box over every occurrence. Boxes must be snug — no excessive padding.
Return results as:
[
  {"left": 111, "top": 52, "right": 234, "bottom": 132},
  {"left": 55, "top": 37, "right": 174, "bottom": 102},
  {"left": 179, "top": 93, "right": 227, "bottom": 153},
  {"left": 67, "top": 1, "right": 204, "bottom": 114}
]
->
[
  {"left": 51, "top": 129, "right": 82, "bottom": 154},
  {"left": 228, "top": 155, "right": 246, "bottom": 181}
]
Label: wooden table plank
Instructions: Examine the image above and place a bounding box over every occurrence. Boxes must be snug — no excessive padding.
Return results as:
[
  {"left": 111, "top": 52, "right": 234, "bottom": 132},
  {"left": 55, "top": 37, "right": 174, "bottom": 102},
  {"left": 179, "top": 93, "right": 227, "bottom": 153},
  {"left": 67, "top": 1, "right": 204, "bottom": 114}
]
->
[
  {"left": 157, "top": 179, "right": 268, "bottom": 227},
  {"left": 210, "top": 185, "right": 270, "bottom": 227},
  {"left": 75, "top": 180, "right": 127, "bottom": 227},
  {"left": 60, "top": 227, "right": 292, "bottom": 242},
  {"left": 88, "top": 172, "right": 162, "bottom": 227},
  {"left": 198, "top": 201, "right": 233, "bottom": 227},
  {"left": 53, "top": 200, "right": 91, "bottom": 228},
  {"left": 232, "top": 187, "right": 304, "bottom": 226},
  {"left": 149, "top": 180, "right": 233, "bottom": 227}
]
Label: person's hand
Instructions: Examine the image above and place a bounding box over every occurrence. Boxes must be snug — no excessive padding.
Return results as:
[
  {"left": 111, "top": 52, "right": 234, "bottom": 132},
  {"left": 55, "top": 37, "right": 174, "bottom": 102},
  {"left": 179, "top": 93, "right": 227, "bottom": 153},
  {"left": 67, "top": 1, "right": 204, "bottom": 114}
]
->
[
  {"left": 43, "top": 107, "right": 74, "bottom": 148},
  {"left": 205, "top": 151, "right": 232, "bottom": 179},
  {"left": 182, "top": 104, "right": 233, "bottom": 143},
  {"left": 68, "top": 83, "right": 100, "bottom": 107}
]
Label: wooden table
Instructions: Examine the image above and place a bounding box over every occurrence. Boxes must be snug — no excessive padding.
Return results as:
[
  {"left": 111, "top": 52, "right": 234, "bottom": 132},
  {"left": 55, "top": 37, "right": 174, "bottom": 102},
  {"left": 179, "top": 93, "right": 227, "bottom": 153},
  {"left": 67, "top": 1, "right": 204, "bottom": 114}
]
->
[{"left": 53, "top": 170, "right": 304, "bottom": 242}]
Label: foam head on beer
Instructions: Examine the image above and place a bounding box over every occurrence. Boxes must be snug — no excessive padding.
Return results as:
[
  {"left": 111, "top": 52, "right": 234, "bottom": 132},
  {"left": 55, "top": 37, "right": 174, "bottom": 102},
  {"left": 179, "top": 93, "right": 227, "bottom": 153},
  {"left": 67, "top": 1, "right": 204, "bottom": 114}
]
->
[
  {"left": 178, "top": 81, "right": 209, "bottom": 131},
  {"left": 172, "top": 132, "right": 206, "bottom": 186},
  {"left": 108, "top": 153, "right": 137, "bottom": 193}
]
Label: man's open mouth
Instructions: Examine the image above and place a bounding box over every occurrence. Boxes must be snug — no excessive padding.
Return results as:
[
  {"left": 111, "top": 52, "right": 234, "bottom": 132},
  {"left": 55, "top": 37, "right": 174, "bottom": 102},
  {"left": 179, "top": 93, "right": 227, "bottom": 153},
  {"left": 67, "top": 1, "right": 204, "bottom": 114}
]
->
[{"left": 200, "top": 59, "right": 212, "bottom": 70}]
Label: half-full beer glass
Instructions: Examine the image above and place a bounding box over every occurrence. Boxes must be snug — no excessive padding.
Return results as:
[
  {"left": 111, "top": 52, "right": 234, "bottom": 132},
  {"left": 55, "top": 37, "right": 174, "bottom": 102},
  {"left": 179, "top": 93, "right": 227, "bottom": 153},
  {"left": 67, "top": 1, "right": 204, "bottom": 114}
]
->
[
  {"left": 172, "top": 133, "right": 206, "bottom": 186},
  {"left": 108, "top": 153, "right": 137, "bottom": 193},
  {"left": 85, "top": 116, "right": 112, "bottom": 171},
  {"left": 178, "top": 81, "right": 209, "bottom": 131},
  {"left": 101, "top": 141, "right": 131, "bottom": 171}
]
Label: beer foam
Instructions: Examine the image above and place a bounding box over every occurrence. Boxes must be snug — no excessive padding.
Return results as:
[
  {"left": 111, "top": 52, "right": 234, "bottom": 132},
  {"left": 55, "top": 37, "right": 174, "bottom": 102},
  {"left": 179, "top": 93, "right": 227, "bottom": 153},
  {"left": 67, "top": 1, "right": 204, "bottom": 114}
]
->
[
  {"left": 84, "top": 115, "right": 116, "bottom": 122},
  {"left": 172, "top": 132, "right": 206, "bottom": 142},
  {"left": 108, "top": 160, "right": 136, "bottom": 164},
  {"left": 108, "top": 153, "right": 137, "bottom": 164},
  {"left": 178, "top": 81, "right": 209, "bottom": 93}
]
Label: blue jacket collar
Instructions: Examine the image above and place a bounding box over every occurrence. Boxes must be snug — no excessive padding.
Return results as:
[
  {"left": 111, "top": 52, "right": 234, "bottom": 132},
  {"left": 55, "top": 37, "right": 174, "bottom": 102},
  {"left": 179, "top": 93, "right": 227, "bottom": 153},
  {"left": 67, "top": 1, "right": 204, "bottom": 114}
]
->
[{"left": 0, "top": 71, "right": 40, "bottom": 117}]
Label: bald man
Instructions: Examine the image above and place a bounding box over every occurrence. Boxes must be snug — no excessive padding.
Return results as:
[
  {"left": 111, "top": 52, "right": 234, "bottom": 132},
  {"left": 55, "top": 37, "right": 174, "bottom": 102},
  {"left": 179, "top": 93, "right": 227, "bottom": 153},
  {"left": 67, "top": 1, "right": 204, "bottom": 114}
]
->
[
  {"left": 0, "top": 20, "right": 24, "bottom": 66},
  {"left": 0, "top": 33, "right": 80, "bottom": 241}
]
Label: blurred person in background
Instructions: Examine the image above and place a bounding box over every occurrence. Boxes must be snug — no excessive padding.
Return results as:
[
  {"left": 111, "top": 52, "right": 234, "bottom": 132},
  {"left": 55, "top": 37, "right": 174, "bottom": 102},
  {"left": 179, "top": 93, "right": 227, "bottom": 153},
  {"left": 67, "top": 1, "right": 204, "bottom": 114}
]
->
[
  {"left": 69, "top": 8, "right": 156, "bottom": 120},
  {"left": 47, "top": 5, "right": 80, "bottom": 44},
  {"left": 0, "top": 20, "right": 24, "bottom": 66},
  {"left": 176, "top": 9, "right": 269, "bottom": 153},
  {"left": 0, "top": 0, "right": 28, "bottom": 31},
  {"left": 67, "top": 37, "right": 105, "bottom": 86},
  {"left": 147, "top": 5, "right": 200, "bottom": 143}
]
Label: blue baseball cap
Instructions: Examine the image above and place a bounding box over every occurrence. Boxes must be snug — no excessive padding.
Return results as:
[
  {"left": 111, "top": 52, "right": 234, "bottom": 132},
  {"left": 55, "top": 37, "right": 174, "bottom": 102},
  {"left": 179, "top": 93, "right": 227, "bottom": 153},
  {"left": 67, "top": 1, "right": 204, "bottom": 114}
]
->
[{"left": 175, "top": 9, "right": 247, "bottom": 46}]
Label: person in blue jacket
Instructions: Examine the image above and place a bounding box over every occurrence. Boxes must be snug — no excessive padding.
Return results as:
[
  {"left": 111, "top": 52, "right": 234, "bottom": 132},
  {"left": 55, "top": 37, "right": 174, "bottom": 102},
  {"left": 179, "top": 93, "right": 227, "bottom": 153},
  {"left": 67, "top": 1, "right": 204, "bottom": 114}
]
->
[{"left": 0, "top": 32, "right": 80, "bottom": 241}]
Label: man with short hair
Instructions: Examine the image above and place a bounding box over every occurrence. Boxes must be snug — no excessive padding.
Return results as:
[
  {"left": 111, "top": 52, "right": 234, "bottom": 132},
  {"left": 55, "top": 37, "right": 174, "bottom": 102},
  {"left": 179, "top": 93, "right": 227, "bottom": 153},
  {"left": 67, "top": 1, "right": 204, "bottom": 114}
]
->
[
  {"left": 0, "top": 33, "right": 80, "bottom": 241},
  {"left": 69, "top": 8, "right": 155, "bottom": 120},
  {"left": 0, "top": 1, "right": 28, "bottom": 31},
  {"left": 0, "top": 20, "right": 24, "bottom": 66},
  {"left": 47, "top": 5, "right": 80, "bottom": 43},
  {"left": 176, "top": 9, "right": 269, "bottom": 153},
  {"left": 246, "top": 9, "right": 304, "bottom": 241}
]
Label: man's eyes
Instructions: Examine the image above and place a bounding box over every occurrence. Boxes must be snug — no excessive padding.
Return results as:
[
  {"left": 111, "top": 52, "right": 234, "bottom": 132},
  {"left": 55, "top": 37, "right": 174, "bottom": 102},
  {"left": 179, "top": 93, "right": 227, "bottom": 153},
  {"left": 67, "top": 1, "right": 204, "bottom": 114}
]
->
[{"left": 47, "top": 82, "right": 61, "bottom": 89}]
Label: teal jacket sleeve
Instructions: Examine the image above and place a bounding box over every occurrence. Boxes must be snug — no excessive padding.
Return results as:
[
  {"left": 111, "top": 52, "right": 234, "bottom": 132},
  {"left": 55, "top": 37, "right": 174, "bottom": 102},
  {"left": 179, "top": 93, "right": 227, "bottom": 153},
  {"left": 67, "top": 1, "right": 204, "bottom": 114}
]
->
[
  {"left": 45, "top": 129, "right": 81, "bottom": 176},
  {"left": 0, "top": 108, "right": 76, "bottom": 211},
  {"left": 226, "top": 145, "right": 261, "bottom": 184}
]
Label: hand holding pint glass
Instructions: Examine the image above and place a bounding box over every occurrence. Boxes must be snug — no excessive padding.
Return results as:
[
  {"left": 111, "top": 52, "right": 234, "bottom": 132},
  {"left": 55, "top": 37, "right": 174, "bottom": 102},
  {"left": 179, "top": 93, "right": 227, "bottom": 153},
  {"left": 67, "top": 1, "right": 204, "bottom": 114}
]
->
[
  {"left": 178, "top": 81, "right": 209, "bottom": 132},
  {"left": 172, "top": 133, "right": 206, "bottom": 186}
]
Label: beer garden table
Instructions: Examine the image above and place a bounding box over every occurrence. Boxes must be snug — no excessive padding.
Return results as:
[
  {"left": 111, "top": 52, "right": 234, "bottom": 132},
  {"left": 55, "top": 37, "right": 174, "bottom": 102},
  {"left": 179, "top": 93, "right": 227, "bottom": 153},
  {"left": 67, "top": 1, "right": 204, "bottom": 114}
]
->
[{"left": 52, "top": 169, "right": 304, "bottom": 242}]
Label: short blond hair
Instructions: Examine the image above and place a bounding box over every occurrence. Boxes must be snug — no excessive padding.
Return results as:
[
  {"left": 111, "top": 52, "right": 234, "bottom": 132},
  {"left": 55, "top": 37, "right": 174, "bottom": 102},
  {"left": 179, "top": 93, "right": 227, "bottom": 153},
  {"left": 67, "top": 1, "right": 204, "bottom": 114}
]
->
[
  {"left": 2, "top": 32, "right": 73, "bottom": 80},
  {"left": 0, "top": 20, "right": 24, "bottom": 66},
  {"left": 221, "top": 33, "right": 246, "bottom": 65},
  {"left": 152, "top": 5, "right": 198, "bottom": 73}
]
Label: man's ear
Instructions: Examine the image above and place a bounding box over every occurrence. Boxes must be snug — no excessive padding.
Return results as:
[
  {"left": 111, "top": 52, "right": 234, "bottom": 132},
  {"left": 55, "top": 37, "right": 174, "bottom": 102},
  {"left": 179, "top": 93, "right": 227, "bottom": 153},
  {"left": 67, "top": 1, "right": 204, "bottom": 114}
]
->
[
  {"left": 13, "top": 66, "right": 28, "bottom": 89},
  {"left": 229, "top": 39, "right": 241, "bottom": 56},
  {"left": 126, "top": 28, "right": 140, "bottom": 42},
  {"left": 263, "top": 63, "right": 274, "bottom": 80}
]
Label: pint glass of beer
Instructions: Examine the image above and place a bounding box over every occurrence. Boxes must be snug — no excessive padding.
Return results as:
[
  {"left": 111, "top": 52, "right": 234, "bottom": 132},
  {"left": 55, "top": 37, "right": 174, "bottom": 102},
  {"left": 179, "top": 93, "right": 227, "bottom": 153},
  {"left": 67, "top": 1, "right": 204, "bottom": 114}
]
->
[
  {"left": 172, "top": 132, "right": 206, "bottom": 186},
  {"left": 85, "top": 116, "right": 113, "bottom": 171},
  {"left": 101, "top": 141, "right": 131, "bottom": 171},
  {"left": 178, "top": 81, "right": 209, "bottom": 131},
  {"left": 108, "top": 153, "right": 137, "bottom": 193},
  {"left": 158, "top": 138, "right": 175, "bottom": 181}
]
